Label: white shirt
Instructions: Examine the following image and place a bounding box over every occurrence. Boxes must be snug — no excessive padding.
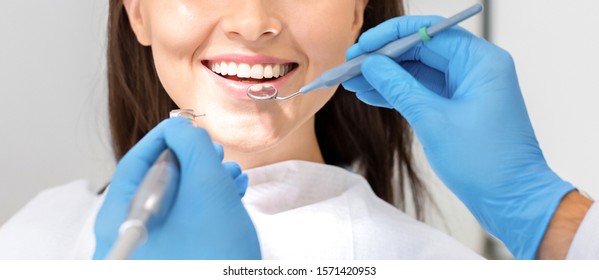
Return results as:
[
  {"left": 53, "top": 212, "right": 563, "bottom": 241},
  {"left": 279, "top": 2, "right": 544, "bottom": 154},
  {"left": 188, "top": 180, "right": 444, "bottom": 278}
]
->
[{"left": 0, "top": 161, "right": 595, "bottom": 259}]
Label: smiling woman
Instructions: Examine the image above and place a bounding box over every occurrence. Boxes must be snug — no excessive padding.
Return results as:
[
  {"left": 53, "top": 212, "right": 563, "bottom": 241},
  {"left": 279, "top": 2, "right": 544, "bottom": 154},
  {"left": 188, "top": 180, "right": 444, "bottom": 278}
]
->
[
  {"left": 0, "top": 0, "right": 481, "bottom": 259},
  {"left": 110, "top": 0, "right": 425, "bottom": 217},
  {"left": 111, "top": 0, "right": 366, "bottom": 169}
]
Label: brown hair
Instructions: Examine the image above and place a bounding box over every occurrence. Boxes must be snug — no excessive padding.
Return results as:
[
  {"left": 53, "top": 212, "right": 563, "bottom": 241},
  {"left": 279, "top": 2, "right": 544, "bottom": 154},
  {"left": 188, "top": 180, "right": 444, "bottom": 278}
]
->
[{"left": 107, "top": 0, "right": 427, "bottom": 219}]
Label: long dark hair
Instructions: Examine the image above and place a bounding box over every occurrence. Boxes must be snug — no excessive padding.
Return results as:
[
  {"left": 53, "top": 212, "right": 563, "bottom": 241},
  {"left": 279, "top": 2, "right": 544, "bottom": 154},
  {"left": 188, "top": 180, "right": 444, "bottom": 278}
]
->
[{"left": 107, "top": 0, "right": 427, "bottom": 219}]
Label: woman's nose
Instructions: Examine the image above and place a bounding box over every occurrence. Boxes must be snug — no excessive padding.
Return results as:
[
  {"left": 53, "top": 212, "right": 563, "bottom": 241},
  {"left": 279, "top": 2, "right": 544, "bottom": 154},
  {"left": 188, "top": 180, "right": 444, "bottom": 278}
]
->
[{"left": 221, "top": 1, "right": 282, "bottom": 42}]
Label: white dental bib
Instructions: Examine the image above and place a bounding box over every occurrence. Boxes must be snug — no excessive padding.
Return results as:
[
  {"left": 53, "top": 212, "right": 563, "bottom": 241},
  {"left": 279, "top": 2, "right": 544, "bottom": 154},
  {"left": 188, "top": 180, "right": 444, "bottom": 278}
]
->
[
  {"left": 0, "top": 160, "right": 482, "bottom": 259},
  {"left": 242, "top": 160, "right": 480, "bottom": 259}
]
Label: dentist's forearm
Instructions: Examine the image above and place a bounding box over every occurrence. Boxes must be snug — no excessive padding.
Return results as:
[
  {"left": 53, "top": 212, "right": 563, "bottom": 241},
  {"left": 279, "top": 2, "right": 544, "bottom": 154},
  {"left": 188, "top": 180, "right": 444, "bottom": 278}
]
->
[{"left": 537, "top": 191, "right": 593, "bottom": 259}]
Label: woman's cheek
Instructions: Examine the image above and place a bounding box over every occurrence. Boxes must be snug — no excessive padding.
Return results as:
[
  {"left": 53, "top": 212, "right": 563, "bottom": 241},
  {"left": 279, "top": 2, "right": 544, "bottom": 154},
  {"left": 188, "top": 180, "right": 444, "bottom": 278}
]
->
[
  {"left": 307, "top": 39, "right": 352, "bottom": 79},
  {"left": 149, "top": 19, "right": 212, "bottom": 104},
  {"left": 300, "top": 19, "right": 356, "bottom": 71}
]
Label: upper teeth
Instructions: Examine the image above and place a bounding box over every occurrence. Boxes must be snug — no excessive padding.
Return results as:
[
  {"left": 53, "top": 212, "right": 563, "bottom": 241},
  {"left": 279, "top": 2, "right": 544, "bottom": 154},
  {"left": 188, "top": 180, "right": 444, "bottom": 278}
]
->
[{"left": 208, "top": 61, "right": 292, "bottom": 79}]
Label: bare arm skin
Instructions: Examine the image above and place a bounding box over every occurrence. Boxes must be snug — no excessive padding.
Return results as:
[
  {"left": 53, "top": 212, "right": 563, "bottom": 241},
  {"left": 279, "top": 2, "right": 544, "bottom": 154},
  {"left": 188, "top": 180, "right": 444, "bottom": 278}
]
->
[{"left": 537, "top": 191, "right": 593, "bottom": 259}]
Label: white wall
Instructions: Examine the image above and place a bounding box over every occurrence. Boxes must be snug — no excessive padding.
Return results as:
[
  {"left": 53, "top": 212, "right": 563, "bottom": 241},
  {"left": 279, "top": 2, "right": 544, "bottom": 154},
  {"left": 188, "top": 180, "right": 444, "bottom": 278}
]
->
[{"left": 0, "top": 1, "right": 113, "bottom": 224}]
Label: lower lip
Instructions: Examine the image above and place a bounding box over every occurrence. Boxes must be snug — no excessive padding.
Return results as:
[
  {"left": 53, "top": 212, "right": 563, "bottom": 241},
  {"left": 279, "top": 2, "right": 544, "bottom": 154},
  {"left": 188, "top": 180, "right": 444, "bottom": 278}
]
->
[{"left": 202, "top": 64, "right": 297, "bottom": 100}]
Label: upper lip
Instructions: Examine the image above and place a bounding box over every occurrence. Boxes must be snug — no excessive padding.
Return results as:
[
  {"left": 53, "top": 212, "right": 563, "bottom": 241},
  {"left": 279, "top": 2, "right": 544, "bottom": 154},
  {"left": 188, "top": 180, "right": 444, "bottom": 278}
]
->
[{"left": 202, "top": 54, "right": 297, "bottom": 65}]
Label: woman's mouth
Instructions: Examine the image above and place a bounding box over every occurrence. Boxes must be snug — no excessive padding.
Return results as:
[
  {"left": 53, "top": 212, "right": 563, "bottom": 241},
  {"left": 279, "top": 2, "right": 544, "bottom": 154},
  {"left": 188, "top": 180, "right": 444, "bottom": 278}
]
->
[
  {"left": 201, "top": 55, "right": 300, "bottom": 100},
  {"left": 203, "top": 61, "right": 298, "bottom": 84}
]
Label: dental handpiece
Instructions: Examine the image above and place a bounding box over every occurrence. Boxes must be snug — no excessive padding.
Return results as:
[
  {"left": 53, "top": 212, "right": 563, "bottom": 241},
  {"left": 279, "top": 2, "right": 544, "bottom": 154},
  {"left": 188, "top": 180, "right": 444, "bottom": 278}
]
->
[
  {"left": 106, "top": 149, "right": 180, "bottom": 260},
  {"left": 247, "top": 3, "right": 483, "bottom": 101}
]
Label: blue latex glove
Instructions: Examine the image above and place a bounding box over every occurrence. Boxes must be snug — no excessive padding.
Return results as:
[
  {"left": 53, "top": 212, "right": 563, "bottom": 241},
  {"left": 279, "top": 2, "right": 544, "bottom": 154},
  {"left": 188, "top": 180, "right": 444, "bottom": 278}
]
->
[
  {"left": 93, "top": 118, "right": 261, "bottom": 259},
  {"left": 342, "top": 16, "right": 575, "bottom": 259}
]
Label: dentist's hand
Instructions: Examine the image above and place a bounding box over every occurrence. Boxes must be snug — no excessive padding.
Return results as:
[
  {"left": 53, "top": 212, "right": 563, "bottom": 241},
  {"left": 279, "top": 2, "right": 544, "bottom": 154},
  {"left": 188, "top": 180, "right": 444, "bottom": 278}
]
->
[
  {"left": 342, "top": 16, "right": 575, "bottom": 259},
  {"left": 93, "top": 118, "right": 261, "bottom": 259}
]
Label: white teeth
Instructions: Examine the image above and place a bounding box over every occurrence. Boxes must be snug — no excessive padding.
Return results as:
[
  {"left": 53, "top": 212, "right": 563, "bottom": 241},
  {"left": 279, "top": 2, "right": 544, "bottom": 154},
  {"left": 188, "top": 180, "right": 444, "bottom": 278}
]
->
[
  {"left": 237, "top": 63, "right": 251, "bottom": 78},
  {"left": 208, "top": 61, "right": 293, "bottom": 80},
  {"left": 264, "top": 65, "right": 273, "bottom": 78},
  {"left": 250, "top": 64, "right": 264, "bottom": 79},
  {"left": 227, "top": 62, "right": 237, "bottom": 76},
  {"left": 220, "top": 62, "right": 228, "bottom": 75}
]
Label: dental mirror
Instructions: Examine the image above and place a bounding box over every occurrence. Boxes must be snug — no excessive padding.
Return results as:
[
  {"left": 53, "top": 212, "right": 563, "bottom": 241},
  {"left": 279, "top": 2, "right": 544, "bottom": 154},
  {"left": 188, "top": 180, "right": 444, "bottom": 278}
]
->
[
  {"left": 246, "top": 84, "right": 303, "bottom": 101},
  {"left": 246, "top": 84, "right": 278, "bottom": 100}
]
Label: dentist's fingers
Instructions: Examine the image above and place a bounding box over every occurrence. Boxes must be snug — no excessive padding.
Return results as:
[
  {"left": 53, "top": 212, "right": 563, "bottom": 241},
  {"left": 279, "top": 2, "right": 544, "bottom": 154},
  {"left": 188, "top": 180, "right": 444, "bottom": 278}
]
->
[
  {"left": 213, "top": 142, "right": 224, "bottom": 161},
  {"left": 163, "top": 124, "right": 241, "bottom": 219},
  {"left": 361, "top": 55, "right": 442, "bottom": 123},
  {"left": 223, "top": 161, "right": 249, "bottom": 197},
  {"left": 347, "top": 15, "right": 493, "bottom": 78},
  {"left": 342, "top": 75, "right": 374, "bottom": 93},
  {"left": 234, "top": 173, "right": 249, "bottom": 197},
  {"left": 222, "top": 161, "right": 242, "bottom": 179},
  {"left": 358, "top": 16, "right": 444, "bottom": 53},
  {"left": 355, "top": 89, "right": 394, "bottom": 108},
  {"left": 345, "top": 16, "right": 443, "bottom": 60}
]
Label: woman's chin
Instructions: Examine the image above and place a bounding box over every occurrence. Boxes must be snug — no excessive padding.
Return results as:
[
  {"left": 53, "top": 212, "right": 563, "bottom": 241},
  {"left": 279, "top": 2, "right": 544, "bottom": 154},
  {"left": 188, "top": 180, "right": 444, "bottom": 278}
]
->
[{"left": 209, "top": 128, "right": 283, "bottom": 155}]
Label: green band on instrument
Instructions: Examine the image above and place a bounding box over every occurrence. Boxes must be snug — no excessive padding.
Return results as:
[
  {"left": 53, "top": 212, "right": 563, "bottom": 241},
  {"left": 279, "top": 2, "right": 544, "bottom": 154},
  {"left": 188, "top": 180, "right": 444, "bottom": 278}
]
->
[{"left": 419, "top": 27, "right": 432, "bottom": 42}]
